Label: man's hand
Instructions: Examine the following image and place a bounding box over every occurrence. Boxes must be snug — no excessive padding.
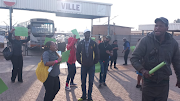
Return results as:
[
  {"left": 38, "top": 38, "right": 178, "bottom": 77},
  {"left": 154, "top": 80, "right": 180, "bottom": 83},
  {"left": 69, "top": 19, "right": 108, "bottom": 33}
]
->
[
  {"left": 10, "top": 29, "right": 15, "bottom": 33},
  {"left": 73, "top": 35, "right": 76, "bottom": 38},
  {"left": 113, "top": 47, "right": 118, "bottom": 50},
  {"left": 122, "top": 50, "right": 124, "bottom": 53},
  {"left": 140, "top": 69, "right": 153, "bottom": 78},
  {"left": 106, "top": 50, "right": 110, "bottom": 54},
  {"left": 176, "top": 80, "right": 180, "bottom": 88}
]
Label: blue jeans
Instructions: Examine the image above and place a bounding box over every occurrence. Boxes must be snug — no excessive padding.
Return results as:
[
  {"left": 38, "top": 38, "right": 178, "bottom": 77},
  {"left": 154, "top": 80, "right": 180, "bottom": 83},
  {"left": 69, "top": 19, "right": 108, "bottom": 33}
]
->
[
  {"left": 99, "top": 60, "right": 109, "bottom": 83},
  {"left": 66, "top": 63, "right": 76, "bottom": 84},
  {"left": 81, "top": 65, "right": 95, "bottom": 100}
]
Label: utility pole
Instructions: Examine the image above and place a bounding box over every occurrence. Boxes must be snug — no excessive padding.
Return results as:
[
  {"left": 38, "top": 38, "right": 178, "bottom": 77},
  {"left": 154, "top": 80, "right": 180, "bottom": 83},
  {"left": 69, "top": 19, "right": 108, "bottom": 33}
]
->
[{"left": 9, "top": 7, "right": 13, "bottom": 30}]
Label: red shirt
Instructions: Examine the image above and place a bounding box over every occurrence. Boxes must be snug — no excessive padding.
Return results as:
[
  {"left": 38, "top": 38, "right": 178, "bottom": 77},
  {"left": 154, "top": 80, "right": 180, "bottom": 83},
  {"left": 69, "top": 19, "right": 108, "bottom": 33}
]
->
[{"left": 67, "top": 37, "right": 77, "bottom": 64}]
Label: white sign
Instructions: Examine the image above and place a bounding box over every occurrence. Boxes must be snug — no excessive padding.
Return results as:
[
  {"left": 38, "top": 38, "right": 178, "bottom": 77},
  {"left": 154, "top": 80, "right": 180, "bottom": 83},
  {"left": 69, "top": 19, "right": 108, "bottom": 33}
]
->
[
  {"left": 57, "top": 1, "right": 82, "bottom": 13},
  {"left": 0, "top": 35, "right": 4, "bottom": 43},
  {"left": 3, "top": 0, "right": 16, "bottom": 7},
  {"left": 97, "top": 5, "right": 106, "bottom": 16}
]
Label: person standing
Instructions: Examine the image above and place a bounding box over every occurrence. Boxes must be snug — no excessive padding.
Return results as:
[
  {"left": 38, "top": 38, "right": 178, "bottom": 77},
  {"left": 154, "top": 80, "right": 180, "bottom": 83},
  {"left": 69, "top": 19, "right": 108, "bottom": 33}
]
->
[
  {"left": 130, "top": 17, "right": 180, "bottom": 101},
  {"left": 122, "top": 37, "right": 130, "bottom": 65},
  {"left": 76, "top": 29, "right": 99, "bottom": 101},
  {"left": 65, "top": 35, "right": 78, "bottom": 90},
  {"left": 110, "top": 40, "right": 118, "bottom": 69},
  {"left": 8, "top": 29, "right": 30, "bottom": 83},
  {"left": 98, "top": 36, "right": 113, "bottom": 88},
  {"left": 42, "top": 41, "right": 62, "bottom": 101},
  {"left": 135, "top": 39, "right": 143, "bottom": 91}
]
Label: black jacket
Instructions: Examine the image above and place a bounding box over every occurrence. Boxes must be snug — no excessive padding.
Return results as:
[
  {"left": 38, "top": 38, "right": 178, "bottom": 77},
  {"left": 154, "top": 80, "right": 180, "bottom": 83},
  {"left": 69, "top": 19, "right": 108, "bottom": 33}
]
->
[
  {"left": 8, "top": 32, "right": 30, "bottom": 56},
  {"left": 130, "top": 32, "right": 180, "bottom": 83},
  {"left": 76, "top": 39, "right": 99, "bottom": 68}
]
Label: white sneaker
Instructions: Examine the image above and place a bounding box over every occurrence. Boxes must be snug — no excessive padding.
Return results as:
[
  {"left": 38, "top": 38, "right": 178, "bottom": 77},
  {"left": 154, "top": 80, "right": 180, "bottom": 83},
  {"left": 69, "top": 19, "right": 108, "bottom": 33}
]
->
[{"left": 65, "top": 86, "right": 71, "bottom": 90}]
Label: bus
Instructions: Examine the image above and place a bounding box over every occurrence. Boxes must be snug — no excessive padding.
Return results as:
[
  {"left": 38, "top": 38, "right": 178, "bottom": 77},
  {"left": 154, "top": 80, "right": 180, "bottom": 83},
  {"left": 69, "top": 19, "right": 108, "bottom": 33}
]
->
[{"left": 17, "top": 18, "right": 56, "bottom": 49}]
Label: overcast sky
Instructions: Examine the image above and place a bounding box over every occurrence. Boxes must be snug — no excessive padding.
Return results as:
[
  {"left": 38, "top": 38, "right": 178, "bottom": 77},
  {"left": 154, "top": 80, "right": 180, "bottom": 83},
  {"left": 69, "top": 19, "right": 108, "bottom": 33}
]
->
[{"left": 0, "top": 0, "right": 179, "bottom": 32}]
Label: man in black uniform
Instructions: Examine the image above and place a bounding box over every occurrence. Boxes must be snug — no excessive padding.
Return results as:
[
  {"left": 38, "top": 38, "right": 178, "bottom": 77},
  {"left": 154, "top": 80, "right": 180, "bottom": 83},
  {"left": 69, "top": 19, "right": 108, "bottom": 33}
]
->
[{"left": 130, "top": 17, "right": 180, "bottom": 101}]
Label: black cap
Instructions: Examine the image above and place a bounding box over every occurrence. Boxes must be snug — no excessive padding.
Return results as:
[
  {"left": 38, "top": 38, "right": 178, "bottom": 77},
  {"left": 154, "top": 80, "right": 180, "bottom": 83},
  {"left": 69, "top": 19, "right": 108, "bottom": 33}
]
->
[{"left": 155, "top": 17, "right": 169, "bottom": 26}]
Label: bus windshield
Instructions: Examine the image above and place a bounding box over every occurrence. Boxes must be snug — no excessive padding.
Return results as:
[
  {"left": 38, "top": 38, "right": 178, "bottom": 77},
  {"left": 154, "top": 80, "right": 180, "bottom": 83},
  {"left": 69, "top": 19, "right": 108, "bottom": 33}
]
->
[{"left": 31, "top": 23, "right": 54, "bottom": 33}]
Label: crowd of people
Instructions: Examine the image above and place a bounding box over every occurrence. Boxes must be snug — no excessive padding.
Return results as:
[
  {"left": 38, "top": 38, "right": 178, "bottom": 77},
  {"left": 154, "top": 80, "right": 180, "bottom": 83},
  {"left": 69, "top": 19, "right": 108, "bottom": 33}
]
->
[{"left": 6, "top": 17, "right": 180, "bottom": 101}]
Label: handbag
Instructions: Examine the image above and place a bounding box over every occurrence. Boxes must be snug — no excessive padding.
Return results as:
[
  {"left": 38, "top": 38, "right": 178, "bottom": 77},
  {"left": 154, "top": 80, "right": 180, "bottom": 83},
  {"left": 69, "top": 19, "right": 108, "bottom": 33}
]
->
[
  {"left": 3, "top": 46, "right": 13, "bottom": 60},
  {"left": 35, "top": 60, "right": 49, "bottom": 83}
]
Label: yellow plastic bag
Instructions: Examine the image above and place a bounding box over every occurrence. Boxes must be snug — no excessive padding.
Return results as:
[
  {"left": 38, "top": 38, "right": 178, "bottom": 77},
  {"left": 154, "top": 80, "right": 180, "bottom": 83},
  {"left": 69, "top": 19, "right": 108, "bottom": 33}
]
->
[{"left": 36, "top": 60, "right": 49, "bottom": 83}]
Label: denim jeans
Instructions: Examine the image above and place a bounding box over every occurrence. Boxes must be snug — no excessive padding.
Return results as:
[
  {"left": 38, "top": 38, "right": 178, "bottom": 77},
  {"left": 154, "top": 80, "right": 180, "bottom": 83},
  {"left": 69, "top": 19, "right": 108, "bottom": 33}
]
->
[
  {"left": 81, "top": 65, "right": 95, "bottom": 100},
  {"left": 99, "top": 59, "right": 109, "bottom": 83},
  {"left": 66, "top": 63, "right": 76, "bottom": 84}
]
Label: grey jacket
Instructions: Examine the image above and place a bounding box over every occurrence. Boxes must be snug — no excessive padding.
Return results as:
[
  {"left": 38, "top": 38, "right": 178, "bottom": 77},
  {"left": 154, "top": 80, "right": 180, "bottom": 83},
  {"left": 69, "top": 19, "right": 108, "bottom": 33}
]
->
[{"left": 130, "top": 32, "right": 180, "bottom": 83}]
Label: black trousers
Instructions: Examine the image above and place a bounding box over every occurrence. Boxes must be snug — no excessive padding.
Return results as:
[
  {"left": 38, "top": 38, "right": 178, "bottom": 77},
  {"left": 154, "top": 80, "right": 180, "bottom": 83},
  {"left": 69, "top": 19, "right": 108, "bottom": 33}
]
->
[
  {"left": 66, "top": 63, "right": 76, "bottom": 84},
  {"left": 124, "top": 50, "right": 130, "bottom": 64},
  {"left": 142, "top": 80, "right": 169, "bottom": 101},
  {"left": 43, "top": 75, "right": 60, "bottom": 101},
  {"left": 110, "top": 56, "right": 117, "bottom": 67},
  {"left": 11, "top": 55, "right": 23, "bottom": 81}
]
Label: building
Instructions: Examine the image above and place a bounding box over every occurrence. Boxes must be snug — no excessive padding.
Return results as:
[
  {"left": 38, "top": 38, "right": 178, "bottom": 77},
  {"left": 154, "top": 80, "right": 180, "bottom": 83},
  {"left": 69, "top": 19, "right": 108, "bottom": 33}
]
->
[
  {"left": 92, "top": 25, "right": 132, "bottom": 36},
  {"left": 138, "top": 23, "right": 180, "bottom": 36}
]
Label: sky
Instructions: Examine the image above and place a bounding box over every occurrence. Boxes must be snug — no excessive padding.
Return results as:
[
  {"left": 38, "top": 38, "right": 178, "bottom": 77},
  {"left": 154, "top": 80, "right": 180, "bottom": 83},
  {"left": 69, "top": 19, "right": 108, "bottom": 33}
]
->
[{"left": 0, "top": 0, "right": 180, "bottom": 32}]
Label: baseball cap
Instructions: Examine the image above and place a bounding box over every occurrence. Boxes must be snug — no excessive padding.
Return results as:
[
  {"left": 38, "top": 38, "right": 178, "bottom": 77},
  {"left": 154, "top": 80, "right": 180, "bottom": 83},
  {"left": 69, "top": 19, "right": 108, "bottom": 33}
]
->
[
  {"left": 84, "top": 29, "right": 90, "bottom": 33},
  {"left": 123, "top": 37, "right": 126, "bottom": 40},
  {"left": 155, "top": 17, "right": 169, "bottom": 26},
  {"left": 106, "top": 35, "right": 111, "bottom": 40}
]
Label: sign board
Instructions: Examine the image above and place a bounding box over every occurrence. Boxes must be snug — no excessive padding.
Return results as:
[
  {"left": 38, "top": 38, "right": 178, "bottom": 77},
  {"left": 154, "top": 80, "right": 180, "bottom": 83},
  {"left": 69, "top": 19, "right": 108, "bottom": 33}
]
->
[
  {"left": 0, "top": 35, "right": 4, "bottom": 43},
  {"left": 97, "top": 5, "right": 106, "bottom": 15},
  {"left": 57, "top": 1, "right": 82, "bottom": 13},
  {"left": 3, "top": 0, "right": 16, "bottom": 7}
]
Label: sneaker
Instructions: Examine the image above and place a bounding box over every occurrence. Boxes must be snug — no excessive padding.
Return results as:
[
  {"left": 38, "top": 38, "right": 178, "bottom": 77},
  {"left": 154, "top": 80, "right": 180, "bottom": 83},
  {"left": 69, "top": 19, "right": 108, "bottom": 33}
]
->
[
  {"left": 87, "top": 99, "right": 93, "bottom": 101},
  {"left": 123, "top": 64, "right": 127, "bottom": 65},
  {"left": 65, "top": 86, "right": 71, "bottom": 90},
  {"left": 136, "top": 84, "right": 141, "bottom": 88},
  {"left": 98, "top": 83, "right": 102, "bottom": 88},
  {"left": 78, "top": 97, "right": 86, "bottom": 101},
  {"left": 70, "top": 83, "right": 77, "bottom": 87},
  {"left": 11, "top": 80, "right": 15, "bottom": 83},
  {"left": 114, "top": 66, "right": 118, "bottom": 69},
  {"left": 18, "top": 80, "right": 23, "bottom": 83},
  {"left": 103, "top": 83, "right": 107, "bottom": 86}
]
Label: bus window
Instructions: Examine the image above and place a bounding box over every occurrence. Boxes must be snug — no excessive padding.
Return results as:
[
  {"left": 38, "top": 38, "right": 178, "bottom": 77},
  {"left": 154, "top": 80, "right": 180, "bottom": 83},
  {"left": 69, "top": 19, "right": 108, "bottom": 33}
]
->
[{"left": 31, "top": 23, "right": 54, "bottom": 33}]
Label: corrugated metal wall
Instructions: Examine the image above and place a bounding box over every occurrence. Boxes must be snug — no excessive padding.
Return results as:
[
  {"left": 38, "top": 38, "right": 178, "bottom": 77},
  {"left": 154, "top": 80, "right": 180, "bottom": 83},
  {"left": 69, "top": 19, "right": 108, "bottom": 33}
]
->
[
  {"left": 0, "top": 0, "right": 111, "bottom": 17},
  {"left": 110, "top": 35, "right": 144, "bottom": 57}
]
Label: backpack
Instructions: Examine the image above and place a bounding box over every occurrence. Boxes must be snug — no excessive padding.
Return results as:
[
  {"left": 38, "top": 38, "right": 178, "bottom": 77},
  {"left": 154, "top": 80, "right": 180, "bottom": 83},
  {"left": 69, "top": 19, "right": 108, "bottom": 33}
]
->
[{"left": 3, "top": 44, "right": 13, "bottom": 60}]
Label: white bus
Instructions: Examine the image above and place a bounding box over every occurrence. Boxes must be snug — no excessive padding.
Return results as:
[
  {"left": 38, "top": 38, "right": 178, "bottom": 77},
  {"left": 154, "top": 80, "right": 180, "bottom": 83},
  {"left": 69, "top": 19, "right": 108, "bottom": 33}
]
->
[{"left": 17, "top": 18, "right": 56, "bottom": 49}]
